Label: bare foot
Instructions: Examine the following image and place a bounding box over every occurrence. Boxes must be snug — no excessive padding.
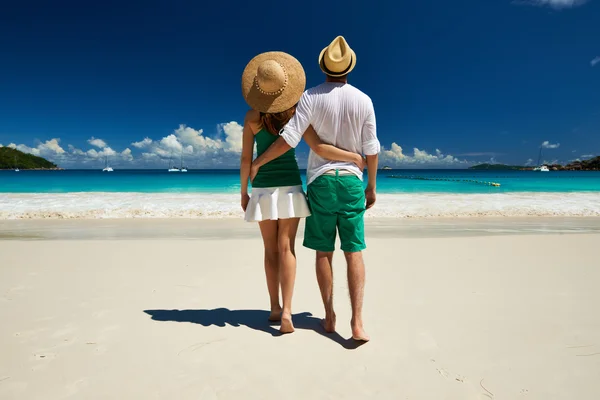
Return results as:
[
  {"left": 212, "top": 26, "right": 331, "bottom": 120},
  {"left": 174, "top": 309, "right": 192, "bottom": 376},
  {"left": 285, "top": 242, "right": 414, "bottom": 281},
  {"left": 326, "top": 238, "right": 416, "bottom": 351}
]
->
[
  {"left": 280, "top": 312, "right": 295, "bottom": 334},
  {"left": 268, "top": 307, "right": 282, "bottom": 322},
  {"left": 351, "top": 319, "right": 370, "bottom": 342},
  {"left": 321, "top": 311, "right": 336, "bottom": 333}
]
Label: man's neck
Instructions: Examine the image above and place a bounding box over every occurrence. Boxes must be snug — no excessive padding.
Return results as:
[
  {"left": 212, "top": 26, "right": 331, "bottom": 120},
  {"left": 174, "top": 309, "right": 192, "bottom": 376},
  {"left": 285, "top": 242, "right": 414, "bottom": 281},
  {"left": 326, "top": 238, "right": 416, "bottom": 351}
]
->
[{"left": 326, "top": 76, "right": 348, "bottom": 84}]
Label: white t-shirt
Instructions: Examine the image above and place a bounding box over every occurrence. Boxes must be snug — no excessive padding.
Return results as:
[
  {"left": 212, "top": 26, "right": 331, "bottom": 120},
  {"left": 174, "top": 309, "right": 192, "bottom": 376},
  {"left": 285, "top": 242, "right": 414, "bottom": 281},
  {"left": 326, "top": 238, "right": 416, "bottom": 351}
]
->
[{"left": 280, "top": 82, "right": 380, "bottom": 185}]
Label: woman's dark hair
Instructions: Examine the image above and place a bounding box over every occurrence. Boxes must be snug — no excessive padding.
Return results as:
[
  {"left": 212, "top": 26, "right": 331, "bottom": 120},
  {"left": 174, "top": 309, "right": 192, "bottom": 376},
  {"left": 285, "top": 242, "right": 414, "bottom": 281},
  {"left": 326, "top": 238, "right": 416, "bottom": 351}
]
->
[{"left": 260, "top": 106, "right": 296, "bottom": 135}]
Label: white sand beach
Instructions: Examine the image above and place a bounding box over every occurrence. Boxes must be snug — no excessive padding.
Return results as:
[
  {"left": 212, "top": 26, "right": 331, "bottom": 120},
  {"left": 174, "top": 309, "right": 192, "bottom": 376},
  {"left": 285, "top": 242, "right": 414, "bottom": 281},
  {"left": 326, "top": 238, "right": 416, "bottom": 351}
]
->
[{"left": 1, "top": 219, "right": 599, "bottom": 399}]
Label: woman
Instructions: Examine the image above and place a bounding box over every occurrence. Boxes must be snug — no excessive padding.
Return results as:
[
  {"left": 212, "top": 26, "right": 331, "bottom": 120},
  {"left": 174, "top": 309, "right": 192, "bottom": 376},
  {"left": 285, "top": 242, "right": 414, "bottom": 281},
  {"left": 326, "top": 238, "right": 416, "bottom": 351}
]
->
[{"left": 240, "top": 52, "right": 363, "bottom": 334}]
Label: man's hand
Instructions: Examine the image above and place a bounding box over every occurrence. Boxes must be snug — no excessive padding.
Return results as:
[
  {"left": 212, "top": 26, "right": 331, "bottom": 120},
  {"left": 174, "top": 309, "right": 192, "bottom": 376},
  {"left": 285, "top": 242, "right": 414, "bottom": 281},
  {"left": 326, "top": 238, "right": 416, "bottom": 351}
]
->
[
  {"left": 365, "top": 186, "right": 376, "bottom": 210},
  {"left": 250, "top": 164, "right": 260, "bottom": 183},
  {"left": 241, "top": 193, "right": 250, "bottom": 212}
]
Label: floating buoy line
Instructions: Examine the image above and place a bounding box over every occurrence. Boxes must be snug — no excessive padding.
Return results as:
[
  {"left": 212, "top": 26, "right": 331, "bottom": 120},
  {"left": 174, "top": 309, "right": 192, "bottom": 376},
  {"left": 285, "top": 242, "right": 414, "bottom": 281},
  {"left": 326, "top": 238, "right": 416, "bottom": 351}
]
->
[{"left": 387, "top": 175, "right": 501, "bottom": 187}]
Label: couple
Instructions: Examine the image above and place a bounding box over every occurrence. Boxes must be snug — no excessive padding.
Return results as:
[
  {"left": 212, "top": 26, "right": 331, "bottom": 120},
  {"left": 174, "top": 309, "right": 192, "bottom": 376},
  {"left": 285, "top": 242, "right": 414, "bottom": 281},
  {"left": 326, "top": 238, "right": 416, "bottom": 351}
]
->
[{"left": 239, "top": 36, "right": 380, "bottom": 342}]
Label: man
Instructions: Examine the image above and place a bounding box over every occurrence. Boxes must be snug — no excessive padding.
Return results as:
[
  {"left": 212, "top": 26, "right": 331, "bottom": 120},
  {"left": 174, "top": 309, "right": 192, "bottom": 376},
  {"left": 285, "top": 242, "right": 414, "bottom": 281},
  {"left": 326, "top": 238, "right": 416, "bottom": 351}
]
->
[{"left": 251, "top": 36, "right": 380, "bottom": 341}]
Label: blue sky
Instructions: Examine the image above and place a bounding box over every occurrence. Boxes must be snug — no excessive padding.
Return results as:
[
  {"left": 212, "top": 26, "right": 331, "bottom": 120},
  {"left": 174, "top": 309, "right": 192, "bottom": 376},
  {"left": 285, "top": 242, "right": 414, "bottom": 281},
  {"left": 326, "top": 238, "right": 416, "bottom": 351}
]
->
[{"left": 0, "top": 0, "right": 598, "bottom": 168}]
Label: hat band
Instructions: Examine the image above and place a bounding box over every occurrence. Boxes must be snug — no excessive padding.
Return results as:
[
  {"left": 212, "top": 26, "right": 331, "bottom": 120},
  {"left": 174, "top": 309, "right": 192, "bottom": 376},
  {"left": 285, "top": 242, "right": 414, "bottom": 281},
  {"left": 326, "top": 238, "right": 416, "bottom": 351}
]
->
[{"left": 322, "top": 54, "right": 354, "bottom": 76}]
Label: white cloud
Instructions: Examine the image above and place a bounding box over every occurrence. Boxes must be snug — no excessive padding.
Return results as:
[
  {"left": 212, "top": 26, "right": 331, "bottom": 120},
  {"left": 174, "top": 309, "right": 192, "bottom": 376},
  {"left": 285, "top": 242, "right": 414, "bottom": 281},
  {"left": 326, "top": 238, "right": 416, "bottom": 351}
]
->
[
  {"left": 131, "top": 137, "right": 153, "bottom": 148},
  {"left": 159, "top": 134, "right": 183, "bottom": 153},
  {"left": 525, "top": 158, "right": 535, "bottom": 166},
  {"left": 7, "top": 138, "right": 66, "bottom": 158},
  {"left": 6, "top": 121, "right": 255, "bottom": 168},
  {"left": 515, "top": 0, "right": 589, "bottom": 9},
  {"left": 121, "top": 148, "right": 133, "bottom": 161},
  {"left": 220, "top": 122, "right": 244, "bottom": 153},
  {"left": 136, "top": 122, "right": 246, "bottom": 167},
  {"left": 591, "top": 57, "right": 600, "bottom": 67},
  {"left": 379, "top": 143, "right": 469, "bottom": 168},
  {"left": 541, "top": 141, "right": 560, "bottom": 149},
  {"left": 581, "top": 154, "right": 595, "bottom": 158},
  {"left": 88, "top": 137, "right": 107, "bottom": 148}
]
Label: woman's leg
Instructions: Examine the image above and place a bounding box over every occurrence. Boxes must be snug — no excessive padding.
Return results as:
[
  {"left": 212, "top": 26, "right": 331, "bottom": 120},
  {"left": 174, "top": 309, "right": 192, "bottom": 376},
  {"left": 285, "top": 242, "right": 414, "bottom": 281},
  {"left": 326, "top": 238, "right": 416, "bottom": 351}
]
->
[
  {"left": 277, "top": 217, "right": 300, "bottom": 333},
  {"left": 258, "top": 220, "right": 281, "bottom": 321}
]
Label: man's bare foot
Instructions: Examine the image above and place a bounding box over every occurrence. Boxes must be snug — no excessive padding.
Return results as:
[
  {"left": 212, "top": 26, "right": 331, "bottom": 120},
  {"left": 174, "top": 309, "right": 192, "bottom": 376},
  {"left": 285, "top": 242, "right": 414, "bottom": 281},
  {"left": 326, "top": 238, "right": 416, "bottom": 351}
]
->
[
  {"left": 351, "top": 319, "right": 370, "bottom": 342},
  {"left": 321, "top": 311, "right": 336, "bottom": 333},
  {"left": 280, "top": 311, "right": 295, "bottom": 334},
  {"left": 268, "top": 307, "right": 282, "bottom": 322}
]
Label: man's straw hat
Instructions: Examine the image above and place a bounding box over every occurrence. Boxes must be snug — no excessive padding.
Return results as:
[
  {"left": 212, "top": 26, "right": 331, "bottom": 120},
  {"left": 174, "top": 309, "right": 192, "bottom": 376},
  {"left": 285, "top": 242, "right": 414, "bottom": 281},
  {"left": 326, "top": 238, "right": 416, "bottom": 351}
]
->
[
  {"left": 242, "top": 52, "right": 306, "bottom": 114},
  {"left": 319, "top": 36, "right": 356, "bottom": 78}
]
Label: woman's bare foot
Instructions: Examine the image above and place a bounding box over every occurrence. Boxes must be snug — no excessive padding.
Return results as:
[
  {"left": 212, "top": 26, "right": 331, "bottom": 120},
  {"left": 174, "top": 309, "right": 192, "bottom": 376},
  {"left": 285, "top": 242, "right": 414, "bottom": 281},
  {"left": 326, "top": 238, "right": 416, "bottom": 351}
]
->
[
  {"left": 268, "top": 307, "right": 282, "bottom": 322},
  {"left": 280, "top": 311, "right": 295, "bottom": 334},
  {"left": 321, "top": 311, "right": 336, "bottom": 333},
  {"left": 351, "top": 319, "right": 370, "bottom": 342}
]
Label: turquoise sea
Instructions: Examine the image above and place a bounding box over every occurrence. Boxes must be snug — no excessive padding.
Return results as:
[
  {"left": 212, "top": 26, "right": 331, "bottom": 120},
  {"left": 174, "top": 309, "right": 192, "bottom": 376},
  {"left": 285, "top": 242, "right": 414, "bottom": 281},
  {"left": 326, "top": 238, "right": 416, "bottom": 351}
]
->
[
  {"left": 1, "top": 169, "right": 600, "bottom": 193},
  {"left": 1, "top": 169, "right": 599, "bottom": 219}
]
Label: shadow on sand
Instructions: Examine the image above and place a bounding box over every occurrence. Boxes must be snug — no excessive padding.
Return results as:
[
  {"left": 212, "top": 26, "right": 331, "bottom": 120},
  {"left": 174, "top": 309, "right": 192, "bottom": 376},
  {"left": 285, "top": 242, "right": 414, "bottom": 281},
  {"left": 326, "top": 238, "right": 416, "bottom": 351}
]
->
[{"left": 144, "top": 308, "right": 363, "bottom": 350}]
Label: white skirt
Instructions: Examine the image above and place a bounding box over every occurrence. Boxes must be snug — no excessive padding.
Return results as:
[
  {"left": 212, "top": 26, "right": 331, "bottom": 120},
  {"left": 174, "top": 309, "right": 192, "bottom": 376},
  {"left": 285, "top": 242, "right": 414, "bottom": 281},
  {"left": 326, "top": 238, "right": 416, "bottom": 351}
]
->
[{"left": 245, "top": 185, "right": 311, "bottom": 222}]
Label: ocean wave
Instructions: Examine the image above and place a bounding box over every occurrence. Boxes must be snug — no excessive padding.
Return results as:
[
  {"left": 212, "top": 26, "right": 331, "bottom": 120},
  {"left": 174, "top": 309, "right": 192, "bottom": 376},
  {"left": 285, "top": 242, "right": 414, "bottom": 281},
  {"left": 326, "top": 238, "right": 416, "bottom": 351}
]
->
[{"left": 1, "top": 192, "right": 599, "bottom": 219}]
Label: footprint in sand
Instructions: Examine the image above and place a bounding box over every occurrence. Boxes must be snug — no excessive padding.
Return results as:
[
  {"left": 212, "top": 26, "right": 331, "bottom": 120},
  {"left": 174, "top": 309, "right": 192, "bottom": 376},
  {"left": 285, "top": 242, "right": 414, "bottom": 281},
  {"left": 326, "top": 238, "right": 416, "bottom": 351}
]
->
[
  {"left": 64, "top": 378, "right": 88, "bottom": 397},
  {"left": 3, "top": 285, "right": 28, "bottom": 300},
  {"left": 30, "top": 352, "right": 56, "bottom": 370},
  {"left": 52, "top": 324, "right": 78, "bottom": 338},
  {"left": 436, "top": 368, "right": 450, "bottom": 378},
  {"left": 92, "top": 309, "right": 110, "bottom": 319}
]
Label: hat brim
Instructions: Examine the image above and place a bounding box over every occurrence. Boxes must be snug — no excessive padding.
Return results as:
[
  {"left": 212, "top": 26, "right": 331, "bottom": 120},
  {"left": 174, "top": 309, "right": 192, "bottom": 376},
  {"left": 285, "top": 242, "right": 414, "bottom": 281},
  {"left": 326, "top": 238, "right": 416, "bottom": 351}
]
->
[
  {"left": 242, "top": 52, "right": 306, "bottom": 114},
  {"left": 318, "top": 47, "right": 357, "bottom": 78}
]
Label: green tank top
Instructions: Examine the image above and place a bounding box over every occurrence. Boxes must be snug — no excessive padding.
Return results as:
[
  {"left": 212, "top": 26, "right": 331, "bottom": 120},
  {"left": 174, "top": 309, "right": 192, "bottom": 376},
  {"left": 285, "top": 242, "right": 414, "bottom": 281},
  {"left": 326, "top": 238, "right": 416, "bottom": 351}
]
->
[{"left": 252, "top": 128, "right": 302, "bottom": 188}]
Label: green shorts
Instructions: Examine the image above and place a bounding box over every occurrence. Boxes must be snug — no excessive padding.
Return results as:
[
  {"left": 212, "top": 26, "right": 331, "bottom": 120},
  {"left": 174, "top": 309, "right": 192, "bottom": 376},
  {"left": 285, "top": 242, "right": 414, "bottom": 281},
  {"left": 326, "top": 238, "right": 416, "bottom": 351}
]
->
[{"left": 304, "top": 172, "right": 366, "bottom": 253}]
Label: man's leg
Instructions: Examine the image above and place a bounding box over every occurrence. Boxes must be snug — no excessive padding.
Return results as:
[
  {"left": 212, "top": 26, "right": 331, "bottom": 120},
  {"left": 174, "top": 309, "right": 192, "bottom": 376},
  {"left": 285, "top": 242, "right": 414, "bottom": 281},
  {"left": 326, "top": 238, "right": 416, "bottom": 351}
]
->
[
  {"left": 344, "top": 251, "right": 369, "bottom": 341},
  {"left": 337, "top": 175, "right": 369, "bottom": 341},
  {"left": 316, "top": 251, "right": 335, "bottom": 332},
  {"left": 304, "top": 176, "right": 338, "bottom": 331}
]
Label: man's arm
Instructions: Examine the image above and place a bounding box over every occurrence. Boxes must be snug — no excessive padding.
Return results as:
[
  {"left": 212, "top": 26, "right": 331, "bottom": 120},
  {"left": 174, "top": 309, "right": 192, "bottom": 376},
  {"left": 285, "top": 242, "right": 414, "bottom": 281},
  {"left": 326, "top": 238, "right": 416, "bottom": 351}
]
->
[
  {"left": 362, "top": 105, "right": 380, "bottom": 209},
  {"left": 365, "top": 154, "right": 378, "bottom": 209}
]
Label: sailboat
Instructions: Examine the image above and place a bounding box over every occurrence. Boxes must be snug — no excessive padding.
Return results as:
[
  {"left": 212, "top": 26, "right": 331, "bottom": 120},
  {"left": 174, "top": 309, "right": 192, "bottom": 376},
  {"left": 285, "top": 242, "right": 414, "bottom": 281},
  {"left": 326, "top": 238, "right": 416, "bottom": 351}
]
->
[
  {"left": 533, "top": 147, "right": 549, "bottom": 172},
  {"left": 168, "top": 153, "right": 180, "bottom": 172},
  {"left": 102, "top": 156, "right": 114, "bottom": 172},
  {"left": 14, "top": 155, "right": 19, "bottom": 172},
  {"left": 180, "top": 151, "right": 187, "bottom": 172}
]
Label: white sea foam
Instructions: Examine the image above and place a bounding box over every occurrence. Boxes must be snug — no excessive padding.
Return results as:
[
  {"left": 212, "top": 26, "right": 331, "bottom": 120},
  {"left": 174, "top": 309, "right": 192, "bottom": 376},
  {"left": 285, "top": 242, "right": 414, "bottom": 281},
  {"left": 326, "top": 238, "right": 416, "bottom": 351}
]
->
[{"left": 0, "top": 192, "right": 599, "bottom": 219}]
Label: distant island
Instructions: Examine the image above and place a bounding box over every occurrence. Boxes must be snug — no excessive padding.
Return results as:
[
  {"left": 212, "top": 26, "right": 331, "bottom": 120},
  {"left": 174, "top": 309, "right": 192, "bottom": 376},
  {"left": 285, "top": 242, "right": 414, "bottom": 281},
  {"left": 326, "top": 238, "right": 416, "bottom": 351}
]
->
[
  {"left": 469, "top": 164, "right": 524, "bottom": 170},
  {"left": 470, "top": 156, "right": 599, "bottom": 171},
  {"left": 0, "top": 147, "right": 60, "bottom": 170}
]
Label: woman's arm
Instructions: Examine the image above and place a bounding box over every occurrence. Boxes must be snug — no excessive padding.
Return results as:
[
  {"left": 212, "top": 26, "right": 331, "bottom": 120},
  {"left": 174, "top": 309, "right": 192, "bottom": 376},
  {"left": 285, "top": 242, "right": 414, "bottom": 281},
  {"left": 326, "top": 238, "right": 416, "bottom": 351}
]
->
[
  {"left": 240, "top": 110, "right": 258, "bottom": 210},
  {"left": 303, "top": 125, "right": 365, "bottom": 169},
  {"left": 250, "top": 125, "right": 365, "bottom": 182}
]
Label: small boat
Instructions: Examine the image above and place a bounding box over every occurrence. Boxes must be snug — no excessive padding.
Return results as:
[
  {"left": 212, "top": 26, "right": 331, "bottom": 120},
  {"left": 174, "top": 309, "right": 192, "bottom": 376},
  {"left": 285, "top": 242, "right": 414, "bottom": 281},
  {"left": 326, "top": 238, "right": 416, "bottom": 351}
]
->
[
  {"left": 14, "top": 155, "right": 20, "bottom": 172},
  {"left": 102, "top": 156, "right": 114, "bottom": 172},
  {"left": 168, "top": 153, "right": 180, "bottom": 172},
  {"left": 180, "top": 151, "right": 187, "bottom": 172},
  {"left": 533, "top": 147, "right": 549, "bottom": 172}
]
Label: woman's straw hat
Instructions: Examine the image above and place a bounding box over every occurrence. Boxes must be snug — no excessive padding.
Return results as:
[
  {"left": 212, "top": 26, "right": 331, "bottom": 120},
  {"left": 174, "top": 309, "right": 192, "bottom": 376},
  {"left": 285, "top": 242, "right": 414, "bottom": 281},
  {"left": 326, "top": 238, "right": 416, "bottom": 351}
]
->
[
  {"left": 319, "top": 36, "right": 356, "bottom": 78},
  {"left": 242, "top": 52, "right": 306, "bottom": 114}
]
